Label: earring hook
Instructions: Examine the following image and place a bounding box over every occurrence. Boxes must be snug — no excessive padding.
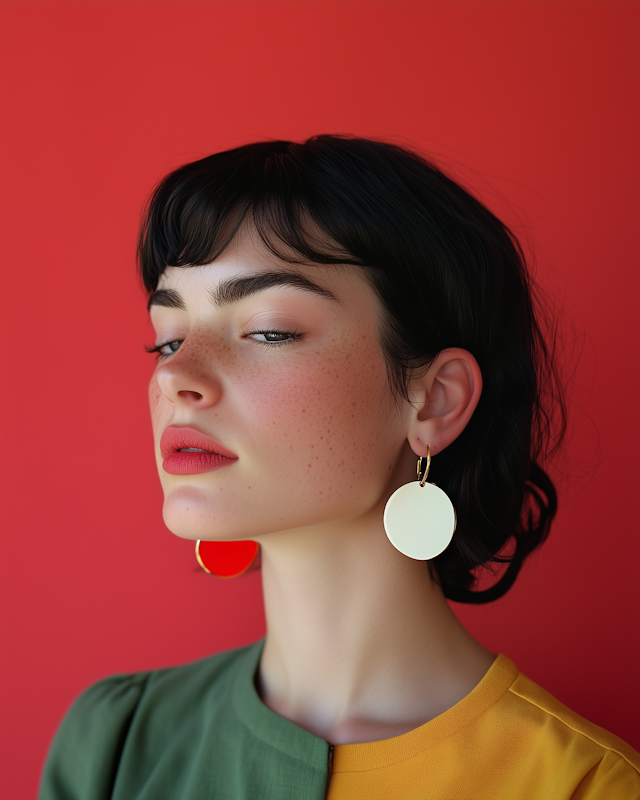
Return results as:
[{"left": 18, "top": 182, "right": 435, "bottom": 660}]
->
[{"left": 417, "top": 444, "right": 431, "bottom": 487}]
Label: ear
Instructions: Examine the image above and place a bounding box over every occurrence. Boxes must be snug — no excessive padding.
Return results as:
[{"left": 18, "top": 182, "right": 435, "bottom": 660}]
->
[{"left": 406, "top": 348, "right": 482, "bottom": 457}]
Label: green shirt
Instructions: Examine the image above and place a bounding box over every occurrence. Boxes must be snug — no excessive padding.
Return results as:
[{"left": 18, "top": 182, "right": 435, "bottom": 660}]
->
[{"left": 39, "top": 640, "right": 331, "bottom": 799}]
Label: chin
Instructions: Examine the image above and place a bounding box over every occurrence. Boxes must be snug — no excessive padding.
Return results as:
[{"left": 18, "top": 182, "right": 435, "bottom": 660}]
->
[{"left": 161, "top": 486, "right": 238, "bottom": 541}]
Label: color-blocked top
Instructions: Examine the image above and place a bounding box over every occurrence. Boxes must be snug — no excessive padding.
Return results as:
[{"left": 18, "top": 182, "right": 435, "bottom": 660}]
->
[{"left": 39, "top": 641, "right": 640, "bottom": 800}]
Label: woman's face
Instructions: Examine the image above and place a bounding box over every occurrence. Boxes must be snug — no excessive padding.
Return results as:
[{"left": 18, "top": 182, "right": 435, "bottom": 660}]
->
[{"left": 148, "top": 227, "right": 413, "bottom": 543}]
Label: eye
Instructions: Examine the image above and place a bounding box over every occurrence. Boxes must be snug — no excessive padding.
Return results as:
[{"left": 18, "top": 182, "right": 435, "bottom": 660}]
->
[
  {"left": 248, "top": 329, "right": 302, "bottom": 347},
  {"left": 144, "top": 339, "right": 183, "bottom": 359}
]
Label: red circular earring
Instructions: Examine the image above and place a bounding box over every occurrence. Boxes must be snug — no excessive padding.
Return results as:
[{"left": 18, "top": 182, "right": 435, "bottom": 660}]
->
[{"left": 195, "top": 540, "right": 259, "bottom": 578}]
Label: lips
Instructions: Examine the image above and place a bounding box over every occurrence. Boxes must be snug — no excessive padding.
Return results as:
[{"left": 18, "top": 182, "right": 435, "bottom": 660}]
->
[{"left": 160, "top": 426, "right": 238, "bottom": 475}]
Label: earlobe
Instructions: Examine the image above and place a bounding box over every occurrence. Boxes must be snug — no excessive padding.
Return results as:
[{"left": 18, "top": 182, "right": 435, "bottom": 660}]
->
[{"left": 407, "top": 348, "right": 482, "bottom": 457}]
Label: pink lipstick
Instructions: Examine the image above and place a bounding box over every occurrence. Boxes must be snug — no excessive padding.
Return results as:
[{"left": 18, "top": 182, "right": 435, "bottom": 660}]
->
[{"left": 160, "top": 426, "right": 238, "bottom": 475}]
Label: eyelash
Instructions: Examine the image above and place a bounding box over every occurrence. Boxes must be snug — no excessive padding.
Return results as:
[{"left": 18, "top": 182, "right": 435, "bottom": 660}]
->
[
  {"left": 144, "top": 330, "right": 302, "bottom": 359},
  {"left": 250, "top": 329, "right": 303, "bottom": 348},
  {"left": 144, "top": 340, "right": 182, "bottom": 359}
]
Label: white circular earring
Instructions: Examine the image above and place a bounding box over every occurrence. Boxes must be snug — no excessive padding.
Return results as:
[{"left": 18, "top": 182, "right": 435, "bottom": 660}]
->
[{"left": 383, "top": 446, "right": 456, "bottom": 560}]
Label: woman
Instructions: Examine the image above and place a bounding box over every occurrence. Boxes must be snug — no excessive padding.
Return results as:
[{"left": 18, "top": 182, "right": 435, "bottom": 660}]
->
[{"left": 39, "top": 136, "right": 640, "bottom": 799}]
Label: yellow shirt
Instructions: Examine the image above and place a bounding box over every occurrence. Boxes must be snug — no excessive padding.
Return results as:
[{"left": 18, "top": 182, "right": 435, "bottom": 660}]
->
[{"left": 327, "top": 654, "right": 640, "bottom": 799}]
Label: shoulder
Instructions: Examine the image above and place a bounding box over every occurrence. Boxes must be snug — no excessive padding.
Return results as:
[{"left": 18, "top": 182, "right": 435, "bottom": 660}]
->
[
  {"left": 38, "top": 671, "right": 150, "bottom": 800},
  {"left": 39, "top": 642, "right": 261, "bottom": 800},
  {"left": 501, "top": 662, "right": 640, "bottom": 798}
]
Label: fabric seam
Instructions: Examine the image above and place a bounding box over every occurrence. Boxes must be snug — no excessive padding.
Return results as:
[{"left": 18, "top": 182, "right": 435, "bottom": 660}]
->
[
  {"left": 106, "top": 671, "right": 152, "bottom": 798},
  {"left": 237, "top": 711, "right": 328, "bottom": 773},
  {"left": 507, "top": 685, "right": 640, "bottom": 775}
]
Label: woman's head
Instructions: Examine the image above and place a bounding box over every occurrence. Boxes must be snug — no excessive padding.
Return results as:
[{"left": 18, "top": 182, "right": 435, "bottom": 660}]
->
[{"left": 139, "top": 135, "right": 564, "bottom": 603}]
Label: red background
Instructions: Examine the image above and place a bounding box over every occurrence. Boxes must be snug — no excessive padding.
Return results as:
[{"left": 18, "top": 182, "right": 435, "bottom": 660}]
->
[{"left": 1, "top": 1, "right": 638, "bottom": 796}]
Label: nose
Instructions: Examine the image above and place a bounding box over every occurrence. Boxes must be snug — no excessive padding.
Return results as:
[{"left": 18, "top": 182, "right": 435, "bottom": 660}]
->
[{"left": 154, "top": 338, "right": 223, "bottom": 409}]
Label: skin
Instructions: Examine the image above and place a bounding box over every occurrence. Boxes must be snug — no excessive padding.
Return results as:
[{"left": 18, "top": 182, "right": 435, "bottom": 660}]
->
[{"left": 149, "top": 225, "right": 494, "bottom": 744}]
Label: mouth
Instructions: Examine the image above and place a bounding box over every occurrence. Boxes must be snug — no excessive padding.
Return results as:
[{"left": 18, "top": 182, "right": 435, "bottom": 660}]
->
[
  {"left": 160, "top": 426, "right": 238, "bottom": 475},
  {"left": 178, "top": 447, "right": 212, "bottom": 453}
]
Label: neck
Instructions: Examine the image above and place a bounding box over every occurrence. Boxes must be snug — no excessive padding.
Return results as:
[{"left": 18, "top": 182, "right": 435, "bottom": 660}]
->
[{"left": 256, "top": 508, "right": 494, "bottom": 744}]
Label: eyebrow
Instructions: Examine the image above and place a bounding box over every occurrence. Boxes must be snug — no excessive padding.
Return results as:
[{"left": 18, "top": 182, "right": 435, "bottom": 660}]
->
[{"left": 147, "top": 271, "right": 339, "bottom": 313}]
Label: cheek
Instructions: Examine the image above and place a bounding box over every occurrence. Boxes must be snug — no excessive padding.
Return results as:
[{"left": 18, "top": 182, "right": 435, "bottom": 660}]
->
[
  {"left": 238, "top": 336, "right": 398, "bottom": 499},
  {"left": 148, "top": 376, "right": 174, "bottom": 446},
  {"left": 148, "top": 377, "right": 164, "bottom": 424}
]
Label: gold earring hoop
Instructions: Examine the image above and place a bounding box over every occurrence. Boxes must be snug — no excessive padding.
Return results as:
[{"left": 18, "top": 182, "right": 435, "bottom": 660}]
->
[{"left": 417, "top": 445, "right": 431, "bottom": 486}]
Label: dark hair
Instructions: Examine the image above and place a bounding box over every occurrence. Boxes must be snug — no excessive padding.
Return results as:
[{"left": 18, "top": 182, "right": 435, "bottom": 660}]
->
[{"left": 138, "top": 135, "right": 565, "bottom": 603}]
